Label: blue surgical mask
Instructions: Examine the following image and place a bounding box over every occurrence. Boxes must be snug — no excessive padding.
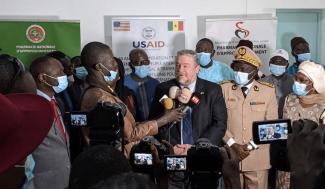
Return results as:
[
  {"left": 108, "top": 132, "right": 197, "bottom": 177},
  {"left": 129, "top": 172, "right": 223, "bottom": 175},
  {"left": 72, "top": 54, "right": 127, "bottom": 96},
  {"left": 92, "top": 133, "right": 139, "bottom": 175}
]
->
[
  {"left": 197, "top": 52, "right": 212, "bottom": 66},
  {"left": 134, "top": 65, "right": 150, "bottom": 78},
  {"left": 74, "top": 66, "right": 88, "bottom": 80},
  {"left": 100, "top": 63, "right": 118, "bottom": 82},
  {"left": 297, "top": 53, "right": 311, "bottom": 63},
  {"left": 45, "top": 74, "right": 68, "bottom": 93},
  {"left": 269, "top": 64, "right": 286, "bottom": 76},
  {"left": 234, "top": 71, "right": 253, "bottom": 86},
  {"left": 292, "top": 81, "right": 309, "bottom": 96}
]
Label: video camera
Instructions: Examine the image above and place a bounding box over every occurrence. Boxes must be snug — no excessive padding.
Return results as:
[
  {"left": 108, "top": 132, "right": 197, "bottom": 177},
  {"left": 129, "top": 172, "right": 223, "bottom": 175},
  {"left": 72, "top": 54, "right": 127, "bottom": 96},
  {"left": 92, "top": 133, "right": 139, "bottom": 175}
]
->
[
  {"left": 252, "top": 119, "right": 292, "bottom": 144},
  {"left": 66, "top": 102, "right": 125, "bottom": 147}
]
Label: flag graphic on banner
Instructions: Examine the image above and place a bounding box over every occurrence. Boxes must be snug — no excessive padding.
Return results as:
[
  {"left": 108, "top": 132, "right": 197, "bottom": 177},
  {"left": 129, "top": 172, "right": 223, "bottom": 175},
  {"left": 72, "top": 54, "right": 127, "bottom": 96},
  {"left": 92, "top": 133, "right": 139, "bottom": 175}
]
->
[
  {"left": 113, "top": 21, "right": 130, "bottom": 31},
  {"left": 168, "top": 21, "right": 183, "bottom": 31}
]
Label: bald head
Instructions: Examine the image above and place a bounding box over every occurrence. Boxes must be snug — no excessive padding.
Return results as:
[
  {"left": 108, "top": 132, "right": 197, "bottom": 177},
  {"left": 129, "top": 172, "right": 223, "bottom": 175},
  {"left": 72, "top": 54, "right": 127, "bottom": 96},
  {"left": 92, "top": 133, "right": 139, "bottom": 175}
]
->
[
  {"left": 30, "top": 56, "right": 62, "bottom": 79},
  {"left": 81, "top": 42, "right": 115, "bottom": 70}
]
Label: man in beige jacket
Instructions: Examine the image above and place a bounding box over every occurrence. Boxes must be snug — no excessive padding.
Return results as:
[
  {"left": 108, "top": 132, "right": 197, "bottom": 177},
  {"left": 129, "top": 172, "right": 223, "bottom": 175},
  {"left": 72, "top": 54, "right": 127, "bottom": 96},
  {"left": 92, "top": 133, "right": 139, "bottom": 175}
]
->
[{"left": 221, "top": 46, "right": 278, "bottom": 189}]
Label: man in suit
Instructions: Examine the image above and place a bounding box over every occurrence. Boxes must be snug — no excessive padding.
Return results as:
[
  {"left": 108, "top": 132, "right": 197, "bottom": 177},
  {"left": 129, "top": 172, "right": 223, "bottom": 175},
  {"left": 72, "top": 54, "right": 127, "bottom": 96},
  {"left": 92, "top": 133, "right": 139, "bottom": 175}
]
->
[
  {"left": 28, "top": 56, "right": 71, "bottom": 189},
  {"left": 149, "top": 49, "right": 227, "bottom": 154},
  {"left": 221, "top": 46, "right": 278, "bottom": 189}
]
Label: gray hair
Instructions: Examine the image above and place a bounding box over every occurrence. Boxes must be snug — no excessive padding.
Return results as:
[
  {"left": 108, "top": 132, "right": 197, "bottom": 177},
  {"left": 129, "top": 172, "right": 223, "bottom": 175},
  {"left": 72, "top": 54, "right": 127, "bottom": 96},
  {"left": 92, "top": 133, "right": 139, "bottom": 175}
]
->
[{"left": 176, "top": 49, "right": 199, "bottom": 65}]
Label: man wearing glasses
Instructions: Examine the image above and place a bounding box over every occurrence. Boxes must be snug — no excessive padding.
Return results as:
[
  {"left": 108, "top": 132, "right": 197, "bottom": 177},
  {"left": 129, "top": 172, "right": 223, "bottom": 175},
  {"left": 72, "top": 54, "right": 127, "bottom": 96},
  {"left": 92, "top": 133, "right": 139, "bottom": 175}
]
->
[{"left": 124, "top": 48, "right": 160, "bottom": 121}]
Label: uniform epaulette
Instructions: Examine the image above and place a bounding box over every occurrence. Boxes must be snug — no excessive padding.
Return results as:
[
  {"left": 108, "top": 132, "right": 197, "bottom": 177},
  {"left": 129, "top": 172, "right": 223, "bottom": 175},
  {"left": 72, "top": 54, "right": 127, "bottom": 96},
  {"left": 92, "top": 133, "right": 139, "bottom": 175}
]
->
[
  {"left": 257, "top": 80, "right": 274, "bottom": 88},
  {"left": 220, "top": 80, "right": 234, "bottom": 85}
]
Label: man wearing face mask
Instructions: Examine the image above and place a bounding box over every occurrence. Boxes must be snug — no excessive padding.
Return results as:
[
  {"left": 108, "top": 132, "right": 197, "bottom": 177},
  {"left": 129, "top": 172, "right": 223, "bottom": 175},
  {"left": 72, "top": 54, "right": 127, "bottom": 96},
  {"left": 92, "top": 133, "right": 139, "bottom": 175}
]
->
[
  {"left": 196, "top": 38, "right": 235, "bottom": 84},
  {"left": 221, "top": 46, "right": 278, "bottom": 189},
  {"left": 261, "top": 49, "right": 294, "bottom": 118},
  {"left": 80, "top": 42, "right": 184, "bottom": 157},
  {"left": 287, "top": 37, "right": 312, "bottom": 76},
  {"left": 124, "top": 48, "right": 160, "bottom": 121},
  {"left": 28, "top": 56, "right": 71, "bottom": 189}
]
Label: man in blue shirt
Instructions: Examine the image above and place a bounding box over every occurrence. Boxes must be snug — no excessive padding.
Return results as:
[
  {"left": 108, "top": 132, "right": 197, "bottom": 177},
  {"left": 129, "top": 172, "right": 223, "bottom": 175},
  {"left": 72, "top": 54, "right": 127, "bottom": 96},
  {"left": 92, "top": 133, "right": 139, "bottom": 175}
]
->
[
  {"left": 287, "top": 37, "right": 311, "bottom": 76},
  {"left": 195, "top": 38, "right": 234, "bottom": 84},
  {"left": 124, "top": 48, "right": 160, "bottom": 121}
]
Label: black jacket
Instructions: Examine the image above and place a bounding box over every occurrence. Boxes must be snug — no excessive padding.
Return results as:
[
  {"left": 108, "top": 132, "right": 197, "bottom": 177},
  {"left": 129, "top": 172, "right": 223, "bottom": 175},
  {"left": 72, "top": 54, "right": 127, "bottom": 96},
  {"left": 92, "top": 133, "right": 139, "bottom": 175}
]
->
[{"left": 149, "top": 78, "right": 227, "bottom": 146}]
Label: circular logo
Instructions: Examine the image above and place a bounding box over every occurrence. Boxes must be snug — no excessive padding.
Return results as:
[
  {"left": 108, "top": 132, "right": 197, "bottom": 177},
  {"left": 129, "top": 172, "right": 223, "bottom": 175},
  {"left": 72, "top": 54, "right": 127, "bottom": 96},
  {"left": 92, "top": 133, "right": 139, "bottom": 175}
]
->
[
  {"left": 142, "top": 27, "right": 156, "bottom": 40},
  {"left": 238, "top": 47, "right": 246, "bottom": 56},
  {"left": 26, "top": 25, "right": 46, "bottom": 43}
]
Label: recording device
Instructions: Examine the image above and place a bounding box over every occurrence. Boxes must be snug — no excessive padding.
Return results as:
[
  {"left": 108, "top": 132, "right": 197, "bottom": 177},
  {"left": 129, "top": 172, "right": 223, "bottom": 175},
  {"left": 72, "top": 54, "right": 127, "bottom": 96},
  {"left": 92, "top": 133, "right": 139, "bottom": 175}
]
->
[
  {"left": 69, "top": 102, "right": 126, "bottom": 147},
  {"left": 187, "top": 138, "right": 222, "bottom": 173},
  {"left": 252, "top": 119, "right": 291, "bottom": 144},
  {"left": 159, "top": 95, "right": 174, "bottom": 110},
  {"left": 169, "top": 86, "right": 181, "bottom": 99},
  {"left": 67, "top": 111, "right": 88, "bottom": 127},
  {"left": 164, "top": 155, "right": 187, "bottom": 172},
  {"left": 134, "top": 153, "right": 153, "bottom": 165},
  {"left": 142, "top": 136, "right": 170, "bottom": 159}
]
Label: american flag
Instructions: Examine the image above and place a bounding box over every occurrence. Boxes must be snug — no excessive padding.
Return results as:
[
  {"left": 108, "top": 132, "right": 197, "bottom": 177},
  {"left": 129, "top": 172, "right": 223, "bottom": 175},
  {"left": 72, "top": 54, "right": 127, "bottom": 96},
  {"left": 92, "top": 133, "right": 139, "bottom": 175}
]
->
[{"left": 113, "top": 21, "right": 130, "bottom": 31}]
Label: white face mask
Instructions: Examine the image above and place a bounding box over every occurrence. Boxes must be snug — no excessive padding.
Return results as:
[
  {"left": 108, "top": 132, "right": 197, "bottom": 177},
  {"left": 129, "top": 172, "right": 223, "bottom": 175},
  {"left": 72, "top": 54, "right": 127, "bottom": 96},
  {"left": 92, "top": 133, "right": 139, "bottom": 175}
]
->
[{"left": 234, "top": 71, "right": 254, "bottom": 86}]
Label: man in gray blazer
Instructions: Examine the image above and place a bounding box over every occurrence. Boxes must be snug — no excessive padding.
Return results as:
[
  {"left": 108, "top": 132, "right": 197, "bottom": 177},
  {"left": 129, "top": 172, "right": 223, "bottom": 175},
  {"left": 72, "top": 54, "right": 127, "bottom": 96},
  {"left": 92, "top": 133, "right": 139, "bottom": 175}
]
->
[{"left": 28, "top": 56, "right": 71, "bottom": 189}]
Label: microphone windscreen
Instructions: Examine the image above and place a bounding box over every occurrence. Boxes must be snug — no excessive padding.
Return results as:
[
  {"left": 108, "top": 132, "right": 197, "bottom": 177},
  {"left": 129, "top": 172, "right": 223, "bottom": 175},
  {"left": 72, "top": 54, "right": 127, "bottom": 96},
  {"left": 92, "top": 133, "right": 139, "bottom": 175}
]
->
[
  {"left": 169, "top": 86, "right": 180, "bottom": 99},
  {"left": 177, "top": 88, "right": 192, "bottom": 104},
  {"left": 188, "top": 92, "right": 201, "bottom": 106},
  {"left": 163, "top": 98, "right": 174, "bottom": 110}
]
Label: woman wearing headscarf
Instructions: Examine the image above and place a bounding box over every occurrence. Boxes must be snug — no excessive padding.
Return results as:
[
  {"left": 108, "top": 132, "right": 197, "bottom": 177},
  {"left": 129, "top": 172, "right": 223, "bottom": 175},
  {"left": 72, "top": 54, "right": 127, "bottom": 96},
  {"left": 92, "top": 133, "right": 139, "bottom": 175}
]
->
[{"left": 276, "top": 61, "right": 325, "bottom": 189}]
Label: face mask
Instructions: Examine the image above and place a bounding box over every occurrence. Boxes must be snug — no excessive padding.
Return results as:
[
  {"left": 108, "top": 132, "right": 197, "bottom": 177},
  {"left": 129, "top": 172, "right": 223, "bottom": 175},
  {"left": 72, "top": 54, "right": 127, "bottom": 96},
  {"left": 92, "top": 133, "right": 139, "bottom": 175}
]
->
[
  {"left": 292, "top": 81, "right": 309, "bottom": 96},
  {"left": 197, "top": 52, "right": 211, "bottom": 66},
  {"left": 45, "top": 74, "right": 68, "bottom": 93},
  {"left": 269, "top": 64, "right": 286, "bottom": 76},
  {"left": 134, "top": 65, "right": 150, "bottom": 78},
  {"left": 234, "top": 71, "right": 254, "bottom": 86},
  {"left": 297, "top": 53, "right": 311, "bottom": 63},
  {"left": 100, "top": 63, "right": 118, "bottom": 82},
  {"left": 75, "top": 66, "right": 88, "bottom": 80}
]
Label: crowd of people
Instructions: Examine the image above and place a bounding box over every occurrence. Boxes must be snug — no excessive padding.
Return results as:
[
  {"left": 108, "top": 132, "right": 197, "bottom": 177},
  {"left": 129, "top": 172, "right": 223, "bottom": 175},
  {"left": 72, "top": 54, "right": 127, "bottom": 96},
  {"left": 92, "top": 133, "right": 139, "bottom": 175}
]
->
[{"left": 0, "top": 36, "right": 324, "bottom": 189}]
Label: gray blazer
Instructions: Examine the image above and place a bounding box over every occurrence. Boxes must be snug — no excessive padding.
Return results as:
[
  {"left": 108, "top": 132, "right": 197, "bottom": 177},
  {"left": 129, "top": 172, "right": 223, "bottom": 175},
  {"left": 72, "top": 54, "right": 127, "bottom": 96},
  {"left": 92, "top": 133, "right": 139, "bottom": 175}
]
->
[{"left": 26, "top": 109, "right": 70, "bottom": 189}]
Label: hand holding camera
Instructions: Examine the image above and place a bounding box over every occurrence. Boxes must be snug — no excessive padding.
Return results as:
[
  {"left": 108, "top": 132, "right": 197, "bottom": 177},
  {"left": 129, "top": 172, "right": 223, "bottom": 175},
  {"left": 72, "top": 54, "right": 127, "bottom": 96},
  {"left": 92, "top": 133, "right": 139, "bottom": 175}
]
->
[{"left": 230, "top": 143, "right": 250, "bottom": 161}]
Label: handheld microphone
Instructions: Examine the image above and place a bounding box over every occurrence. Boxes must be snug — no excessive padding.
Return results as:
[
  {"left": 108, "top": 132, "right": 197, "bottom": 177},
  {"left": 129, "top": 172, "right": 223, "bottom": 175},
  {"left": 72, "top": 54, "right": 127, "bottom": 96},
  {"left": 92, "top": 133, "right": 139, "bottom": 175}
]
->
[
  {"left": 177, "top": 87, "right": 192, "bottom": 105},
  {"left": 159, "top": 94, "right": 174, "bottom": 110},
  {"left": 181, "top": 91, "right": 201, "bottom": 113},
  {"left": 169, "top": 86, "right": 181, "bottom": 99}
]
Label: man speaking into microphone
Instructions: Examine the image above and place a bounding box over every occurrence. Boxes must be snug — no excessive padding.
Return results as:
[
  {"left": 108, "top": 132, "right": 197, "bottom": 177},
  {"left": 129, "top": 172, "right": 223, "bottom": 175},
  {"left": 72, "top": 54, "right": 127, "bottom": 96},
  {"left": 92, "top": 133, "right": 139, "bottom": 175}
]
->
[{"left": 149, "top": 49, "right": 227, "bottom": 155}]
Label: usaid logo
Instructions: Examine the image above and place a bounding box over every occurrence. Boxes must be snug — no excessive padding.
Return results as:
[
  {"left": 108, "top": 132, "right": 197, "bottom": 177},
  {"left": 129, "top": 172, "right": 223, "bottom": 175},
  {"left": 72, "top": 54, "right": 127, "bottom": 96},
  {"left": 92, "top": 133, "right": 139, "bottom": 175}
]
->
[{"left": 142, "top": 27, "right": 156, "bottom": 40}]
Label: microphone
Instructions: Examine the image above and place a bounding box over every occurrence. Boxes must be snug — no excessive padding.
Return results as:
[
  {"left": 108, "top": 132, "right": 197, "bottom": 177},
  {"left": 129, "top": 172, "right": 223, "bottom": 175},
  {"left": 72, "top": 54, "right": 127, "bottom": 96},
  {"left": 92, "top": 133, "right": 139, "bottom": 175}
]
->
[
  {"left": 181, "top": 91, "right": 201, "bottom": 113},
  {"left": 169, "top": 86, "right": 181, "bottom": 99},
  {"left": 177, "top": 87, "right": 192, "bottom": 104},
  {"left": 159, "top": 94, "right": 174, "bottom": 110}
]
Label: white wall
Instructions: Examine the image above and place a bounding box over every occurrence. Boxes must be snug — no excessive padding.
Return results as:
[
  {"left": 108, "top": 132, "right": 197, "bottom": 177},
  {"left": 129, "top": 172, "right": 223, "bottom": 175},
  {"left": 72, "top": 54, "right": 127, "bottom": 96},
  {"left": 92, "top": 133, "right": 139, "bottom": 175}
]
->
[{"left": 1, "top": 0, "right": 325, "bottom": 51}]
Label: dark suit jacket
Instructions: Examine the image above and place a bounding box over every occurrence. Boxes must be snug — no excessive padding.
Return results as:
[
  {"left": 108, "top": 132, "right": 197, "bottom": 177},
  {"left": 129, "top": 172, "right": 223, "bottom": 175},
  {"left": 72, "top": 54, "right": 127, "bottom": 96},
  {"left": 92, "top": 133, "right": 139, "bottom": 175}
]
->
[{"left": 149, "top": 78, "right": 227, "bottom": 146}]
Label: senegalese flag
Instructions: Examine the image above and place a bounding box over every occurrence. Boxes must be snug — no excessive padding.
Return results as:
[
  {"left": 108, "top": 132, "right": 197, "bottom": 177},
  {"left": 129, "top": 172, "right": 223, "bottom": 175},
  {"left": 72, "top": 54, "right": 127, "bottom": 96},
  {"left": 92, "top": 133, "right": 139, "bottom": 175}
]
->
[{"left": 168, "top": 21, "right": 183, "bottom": 31}]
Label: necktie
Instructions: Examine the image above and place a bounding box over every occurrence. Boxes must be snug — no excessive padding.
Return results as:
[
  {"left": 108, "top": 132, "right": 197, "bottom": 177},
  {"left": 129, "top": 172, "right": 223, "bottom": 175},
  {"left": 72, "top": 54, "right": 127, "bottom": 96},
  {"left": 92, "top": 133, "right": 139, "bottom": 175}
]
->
[
  {"left": 182, "top": 108, "right": 193, "bottom": 144},
  {"left": 50, "top": 99, "right": 67, "bottom": 143},
  {"left": 241, "top": 87, "right": 248, "bottom": 98}
]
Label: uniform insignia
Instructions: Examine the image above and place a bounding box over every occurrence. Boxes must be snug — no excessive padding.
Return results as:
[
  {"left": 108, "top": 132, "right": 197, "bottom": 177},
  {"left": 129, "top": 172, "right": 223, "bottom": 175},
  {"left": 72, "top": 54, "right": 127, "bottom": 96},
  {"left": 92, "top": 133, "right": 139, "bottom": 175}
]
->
[
  {"left": 250, "top": 102, "right": 265, "bottom": 105},
  {"left": 232, "top": 84, "right": 237, "bottom": 90},
  {"left": 238, "top": 47, "right": 246, "bottom": 56},
  {"left": 257, "top": 81, "right": 274, "bottom": 88},
  {"left": 254, "top": 85, "right": 259, "bottom": 91}
]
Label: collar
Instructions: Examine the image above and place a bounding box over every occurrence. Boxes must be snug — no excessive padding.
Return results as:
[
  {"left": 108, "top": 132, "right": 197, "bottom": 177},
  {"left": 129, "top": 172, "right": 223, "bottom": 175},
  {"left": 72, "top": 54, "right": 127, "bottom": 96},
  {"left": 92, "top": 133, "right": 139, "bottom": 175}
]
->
[
  {"left": 244, "top": 81, "right": 254, "bottom": 91},
  {"left": 37, "top": 89, "right": 53, "bottom": 102},
  {"left": 180, "top": 79, "right": 197, "bottom": 92}
]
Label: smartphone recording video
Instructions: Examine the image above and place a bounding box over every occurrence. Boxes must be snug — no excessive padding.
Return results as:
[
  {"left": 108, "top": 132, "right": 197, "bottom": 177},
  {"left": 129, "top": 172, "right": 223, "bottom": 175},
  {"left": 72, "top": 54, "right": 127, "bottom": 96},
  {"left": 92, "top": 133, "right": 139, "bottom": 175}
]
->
[
  {"left": 67, "top": 112, "right": 88, "bottom": 127},
  {"left": 134, "top": 153, "right": 153, "bottom": 165},
  {"left": 164, "top": 155, "right": 187, "bottom": 171},
  {"left": 253, "top": 119, "right": 291, "bottom": 144}
]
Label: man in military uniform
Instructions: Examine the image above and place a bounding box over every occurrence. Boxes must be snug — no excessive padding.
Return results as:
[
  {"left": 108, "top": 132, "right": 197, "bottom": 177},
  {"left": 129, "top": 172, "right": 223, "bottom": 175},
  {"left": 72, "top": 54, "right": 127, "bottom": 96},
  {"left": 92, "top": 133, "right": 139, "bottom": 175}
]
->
[{"left": 221, "top": 46, "right": 278, "bottom": 189}]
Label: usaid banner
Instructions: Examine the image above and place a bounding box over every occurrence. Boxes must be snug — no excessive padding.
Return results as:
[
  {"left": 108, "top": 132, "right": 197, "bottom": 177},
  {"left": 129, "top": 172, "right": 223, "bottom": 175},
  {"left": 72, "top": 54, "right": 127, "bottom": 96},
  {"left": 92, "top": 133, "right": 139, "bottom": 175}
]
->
[
  {"left": 0, "top": 20, "right": 80, "bottom": 67},
  {"left": 112, "top": 17, "right": 185, "bottom": 82},
  {"left": 205, "top": 16, "right": 277, "bottom": 74}
]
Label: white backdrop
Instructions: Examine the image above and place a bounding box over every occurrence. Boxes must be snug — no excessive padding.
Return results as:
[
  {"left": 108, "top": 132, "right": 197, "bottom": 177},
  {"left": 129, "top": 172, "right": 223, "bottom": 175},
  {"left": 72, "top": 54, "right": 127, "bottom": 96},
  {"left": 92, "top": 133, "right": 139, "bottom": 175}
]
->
[{"left": 205, "top": 16, "right": 277, "bottom": 74}]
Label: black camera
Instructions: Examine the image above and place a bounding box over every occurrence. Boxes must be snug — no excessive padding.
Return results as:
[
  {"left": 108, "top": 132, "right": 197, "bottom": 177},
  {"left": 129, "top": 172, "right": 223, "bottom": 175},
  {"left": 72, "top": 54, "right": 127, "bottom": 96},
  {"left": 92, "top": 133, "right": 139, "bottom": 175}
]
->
[
  {"left": 142, "top": 136, "right": 169, "bottom": 160},
  {"left": 252, "top": 119, "right": 292, "bottom": 144},
  {"left": 66, "top": 102, "right": 125, "bottom": 147}
]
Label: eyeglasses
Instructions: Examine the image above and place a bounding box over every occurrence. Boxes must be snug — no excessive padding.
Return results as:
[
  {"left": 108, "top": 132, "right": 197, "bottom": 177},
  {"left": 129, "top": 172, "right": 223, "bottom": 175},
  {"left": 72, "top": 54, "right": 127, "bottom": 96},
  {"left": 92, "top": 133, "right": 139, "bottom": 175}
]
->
[{"left": 0, "top": 54, "right": 25, "bottom": 93}]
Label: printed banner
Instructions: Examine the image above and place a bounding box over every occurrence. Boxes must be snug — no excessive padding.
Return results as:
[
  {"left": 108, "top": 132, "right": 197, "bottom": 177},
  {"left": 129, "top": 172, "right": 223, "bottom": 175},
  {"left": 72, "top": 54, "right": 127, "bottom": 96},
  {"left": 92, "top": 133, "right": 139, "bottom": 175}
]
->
[
  {"left": 0, "top": 20, "right": 80, "bottom": 67},
  {"left": 205, "top": 16, "right": 277, "bottom": 74},
  {"left": 112, "top": 17, "right": 185, "bottom": 82}
]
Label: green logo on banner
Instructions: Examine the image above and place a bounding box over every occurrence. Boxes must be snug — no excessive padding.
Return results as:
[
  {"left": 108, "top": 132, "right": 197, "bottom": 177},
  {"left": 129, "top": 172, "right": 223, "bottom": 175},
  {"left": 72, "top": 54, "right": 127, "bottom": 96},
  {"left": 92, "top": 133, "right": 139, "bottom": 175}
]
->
[{"left": 26, "top": 25, "right": 46, "bottom": 43}]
